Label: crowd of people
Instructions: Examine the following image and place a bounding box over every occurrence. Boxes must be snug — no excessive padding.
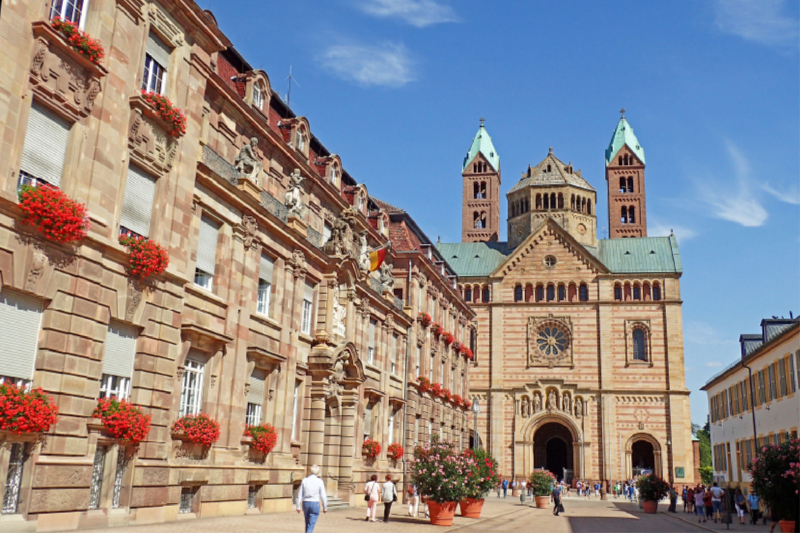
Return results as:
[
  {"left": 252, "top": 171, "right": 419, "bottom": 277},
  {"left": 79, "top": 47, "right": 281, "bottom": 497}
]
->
[{"left": 681, "top": 483, "right": 777, "bottom": 529}]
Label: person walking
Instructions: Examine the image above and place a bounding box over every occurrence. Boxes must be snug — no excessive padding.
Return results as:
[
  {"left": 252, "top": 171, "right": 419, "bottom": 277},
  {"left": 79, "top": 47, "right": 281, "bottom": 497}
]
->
[
  {"left": 552, "top": 482, "right": 563, "bottom": 516},
  {"left": 681, "top": 486, "right": 688, "bottom": 512},
  {"left": 702, "top": 487, "right": 713, "bottom": 522},
  {"left": 502, "top": 478, "right": 509, "bottom": 498},
  {"left": 668, "top": 485, "right": 678, "bottom": 513},
  {"left": 364, "top": 475, "right": 380, "bottom": 522},
  {"left": 687, "top": 486, "right": 695, "bottom": 514},
  {"left": 734, "top": 488, "right": 746, "bottom": 525},
  {"left": 381, "top": 475, "right": 397, "bottom": 523},
  {"left": 496, "top": 480, "right": 502, "bottom": 498},
  {"left": 710, "top": 482, "right": 723, "bottom": 523},
  {"left": 407, "top": 483, "right": 419, "bottom": 517},
  {"left": 747, "top": 490, "right": 761, "bottom": 525},
  {"left": 695, "top": 486, "right": 707, "bottom": 523},
  {"left": 295, "top": 464, "right": 328, "bottom": 533}
]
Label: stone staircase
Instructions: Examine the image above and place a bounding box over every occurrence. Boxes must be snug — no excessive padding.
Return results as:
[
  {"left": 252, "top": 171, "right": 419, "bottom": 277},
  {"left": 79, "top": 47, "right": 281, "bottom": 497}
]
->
[{"left": 326, "top": 497, "right": 349, "bottom": 511}]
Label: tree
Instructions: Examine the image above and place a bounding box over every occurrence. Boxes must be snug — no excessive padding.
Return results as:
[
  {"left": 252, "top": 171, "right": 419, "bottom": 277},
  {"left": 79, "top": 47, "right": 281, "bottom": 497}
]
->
[{"left": 693, "top": 422, "right": 712, "bottom": 468}]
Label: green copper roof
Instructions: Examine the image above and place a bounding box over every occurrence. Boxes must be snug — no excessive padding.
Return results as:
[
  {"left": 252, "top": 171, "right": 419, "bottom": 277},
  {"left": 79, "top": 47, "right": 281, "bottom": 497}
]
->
[
  {"left": 605, "top": 117, "right": 645, "bottom": 166},
  {"left": 436, "top": 242, "right": 510, "bottom": 277},
  {"left": 462, "top": 124, "right": 500, "bottom": 172}
]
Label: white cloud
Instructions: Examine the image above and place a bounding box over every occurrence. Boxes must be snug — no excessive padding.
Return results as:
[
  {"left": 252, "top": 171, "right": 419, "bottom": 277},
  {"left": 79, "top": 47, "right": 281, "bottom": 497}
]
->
[
  {"left": 697, "top": 141, "right": 768, "bottom": 227},
  {"left": 763, "top": 182, "right": 800, "bottom": 205},
  {"left": 713, "top": 0, "right": 799, "bottom": 48},
  {"left": 705, "top": 361, "right": 723, "bottom": 368},
  {"left": 319, "top": 42, "right": 415, "bottom": 87},
  {"left": 357, "top": 0, "right": 458, "bottom": 27},
  {"left": 649, "top": 220, "right": 697, "bottom": 242},
  {"left": 685, "top": 321, "right": 737, "bottom": 347}
]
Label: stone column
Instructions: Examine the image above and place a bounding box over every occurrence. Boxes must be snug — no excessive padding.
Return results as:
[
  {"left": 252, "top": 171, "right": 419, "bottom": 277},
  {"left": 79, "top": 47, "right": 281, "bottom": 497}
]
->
[
  {"left": 338, "top": 390, "right": 358, "bottom": 502},
  {"left": 324, "top": 404, "right": 340, "bottom": 495},
  {"left": 306, "top": 383, "right": 326, "bottom": 471}
]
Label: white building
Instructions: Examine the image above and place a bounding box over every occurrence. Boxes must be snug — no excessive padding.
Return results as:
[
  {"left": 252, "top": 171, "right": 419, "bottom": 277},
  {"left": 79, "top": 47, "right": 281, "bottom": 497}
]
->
[{"left": 701, "top": 317, "right": 799, "bottom": 492}]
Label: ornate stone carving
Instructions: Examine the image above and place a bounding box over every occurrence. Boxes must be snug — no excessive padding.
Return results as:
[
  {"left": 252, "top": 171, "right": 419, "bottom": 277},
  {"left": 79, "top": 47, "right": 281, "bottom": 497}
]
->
[
  {"left": 128, "top": 108, "right": 178, "bottom": 176},
  {"left": 241, "top": 215, "right": 258, "bottom": 250},
  {"left": 357, "top": 232, "right": 370, "bottom": 274},
  {"left": 533, "top": 393, "right": 542, "bottom": 413},
  {"left": 235, "top": 137, "right": 263, "bottom": 183},
  {"left": 290, "top": 249, "right": 307, "bottom": 279},
  {"left": 332, "top": 286, "right": 347, "bottom": 339},
  {"left": 284, "top": 169, "right": 305, "bottom": 216},
  {"left": 26, "top": 247, "right": 47, "bottom": 291},
  {"left": 379, "top": 261, "right": 395, "bottom": 292},
  {"left": 521, "top": 396, "right": 530, "bottom": 418},
  {"left": 562, "top": 393, "right": 571, "bottom": 413},
  {"left": 574, "top": 397, "right": 582, "bottom": 418},
  {"left": 528, "top": 315, "right": 573, "bottom": 368},
  {"left": 126, "top": 279, "right": 143, "bottom": 321}
]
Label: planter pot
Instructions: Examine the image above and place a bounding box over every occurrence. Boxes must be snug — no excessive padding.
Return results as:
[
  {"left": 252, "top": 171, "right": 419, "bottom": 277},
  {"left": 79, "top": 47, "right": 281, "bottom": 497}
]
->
[
  {"left": 642, "top": 500, "right": 658, "bottom": 514},
  {"left": 779, "top": 521, "right": 796, "bottom": 533},
  {"left": 535, "top": 495, "right": 550, "bottom": 509},
  {"left": 459, "top": 498, "right": 484, "bottom": 518},
  {"left": 427, "top": 500, "right": 458, "bottom": 526}
]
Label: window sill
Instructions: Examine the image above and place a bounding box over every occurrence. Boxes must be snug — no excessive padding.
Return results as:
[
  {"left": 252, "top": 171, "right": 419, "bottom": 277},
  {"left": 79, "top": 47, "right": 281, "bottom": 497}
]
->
[
  {"left": 185, "top": 283, "right": 229, "bottom": 308},
  {"left": 297, "top": 332, "right": 313, "bottom": 344},
  {"left": 625, "top": 361, "right": 652, "bottom": 368},
  {"left": 250, "top": 312, "right": 282, "bottom": 331}
]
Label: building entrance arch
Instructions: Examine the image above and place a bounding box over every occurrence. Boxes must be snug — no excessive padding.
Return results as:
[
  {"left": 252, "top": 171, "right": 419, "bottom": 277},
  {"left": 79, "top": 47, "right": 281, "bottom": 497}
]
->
[
  {"left": 624, "top": 433, "right": 662, "bottom": 479},
  {"left": 533, "top": 422, "right": 574, "bottom": 482}
]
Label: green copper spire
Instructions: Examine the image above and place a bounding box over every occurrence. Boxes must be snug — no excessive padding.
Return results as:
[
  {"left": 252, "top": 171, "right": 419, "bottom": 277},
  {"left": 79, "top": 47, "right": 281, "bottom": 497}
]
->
[
  {"left": 605, "top": 110, "right": 645, "bottom": 166},
  {"left": 462, "top": 118, "right": 500, "bottom": 172}
]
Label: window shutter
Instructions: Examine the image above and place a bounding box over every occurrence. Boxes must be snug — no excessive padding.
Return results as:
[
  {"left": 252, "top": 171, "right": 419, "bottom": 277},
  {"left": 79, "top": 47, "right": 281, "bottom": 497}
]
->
[
  {"left": 248, "top": 368, "right": 267, "bottom": 405},
  {"left": 103, "top": 321, "right": 137, "bottom": 379},
  {"left": 20, "top": 103, "right": 70, "bottom": 187},
  {"left": 146, "top": 32, "right": 171, "bottom": 69},
  {"left": 364, "top": 405, "right": 372, "bottom": 437},
  {"left": 0, "top": 289, "right": 43, "bottom": 381},
  {"left": 323, "top": 223, "right": 332, "bottom": 244},
  {"left": 196, "top": 216, "right": 220, "bottom": 274},
  {"left": 259, "top": 254, "right": 274, "bottom": 283},
  {"left": 185, "top": 348, "right": 207, "bottom": 365},
  {"left": 303, "top": 281, "right": 314, "bottom": 303},
  {"left": 120, "top": 165, "right": 156, "bottom": 237}
]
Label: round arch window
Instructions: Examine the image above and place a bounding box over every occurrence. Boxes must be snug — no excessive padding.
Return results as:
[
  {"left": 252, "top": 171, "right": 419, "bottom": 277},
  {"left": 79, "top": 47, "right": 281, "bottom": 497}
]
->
[
  {"left": 544, "top": 255, "right": 557, "bottom": 268},
  {"left": 536, "top": 326, "right": 568, "bottom": 357}
]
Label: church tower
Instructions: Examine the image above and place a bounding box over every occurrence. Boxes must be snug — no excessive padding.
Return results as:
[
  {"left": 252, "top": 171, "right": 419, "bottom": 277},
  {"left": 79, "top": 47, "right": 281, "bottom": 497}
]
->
[
  {"left": 605, "top": 110, "right": 647, "bottom": 238},
  {"left": 462, "top": 119, "right": 501, "bottom": 242}
]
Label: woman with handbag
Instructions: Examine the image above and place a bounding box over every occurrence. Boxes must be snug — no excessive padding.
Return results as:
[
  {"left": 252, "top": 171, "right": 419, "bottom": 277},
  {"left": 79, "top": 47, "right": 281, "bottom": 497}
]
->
[
  {"left": 407, "top": 483, "right": 419, "bottom": 517},
  {"left": 364, "top": 475, "right": 380, "bottom": 522},
  {"left": 382, "top": 474, "right": 398, "bottom": 523}
]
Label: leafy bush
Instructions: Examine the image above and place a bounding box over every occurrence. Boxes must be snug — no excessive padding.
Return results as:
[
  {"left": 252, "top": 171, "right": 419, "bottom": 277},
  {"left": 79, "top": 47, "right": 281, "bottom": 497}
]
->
[
  {"left": 463, "top": 447, "right": 500, "bottom": 499},
  {"left": 410, "top": 435, "right": 468, "bottom": 504},
  {"left": 749, "top": 438, "right": 800, "bottom": 520},
  {"left": 635, "top": 473, "right": 671, "bottom": 501},
  {"left": 529, "top": 469, "right": 557, "bottom": 496}
]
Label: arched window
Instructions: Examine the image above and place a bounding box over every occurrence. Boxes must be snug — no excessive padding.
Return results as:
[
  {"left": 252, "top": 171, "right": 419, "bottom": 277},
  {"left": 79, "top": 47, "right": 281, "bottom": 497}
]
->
[
  {"left": 652, "top": 283, "right": 661, "bottom": 301},
  {"left": 582, "top": 197, "right": 587, "bottom": 213},
  {"left": 633, "top": 329, "right": 647, "bottom": 361},
  {"left": 482, "top": 286, "right": 490, "bottom": 302},
  {"left": 620, "top": 177, "right": 626, "bottom": 193},
  {"left": 546, "top": 285, "right": 555, "bottom": 302},
  {"left": 465, "top": 288, "right": 472, "bottom": 302},
  {"left": 571, "top": 195, "right": 575, "bottom": 210},
  {"left": 543, "top": 194, "right": 550, "bottom": 210},
  {"left": 633, "top": 284, "right": 641, "bottom": 300},
  {"left": 629, "top": 207, "right": 636, "bottom": 223},
  {"left": 514, "top": 285, "right": 523, "bottom": 302},
  {"left": 525, "top": 284, "right": 533, "bottom": 302},
  {"left": 296, "top": 129, "right": 306, "bottom": 153},
  {"left": 550, "top": 193, "right": 556, "bottom": 209},
  {"left": 643, "top": 282, "right": 651, "bottom": 301},
  {"left": 558, "top": 193, "right": 564, "bottom": 209},
  {"left": 579, "top": 283, "right": 589, "bottom": 301},
  {"left": 474, "top": 182, "right": 480, "bottom": 199},
  {"left": 621, "top": 206, "right": 628, "bottom": 224},
  {"left": 474, "top": 212, "right": 482, "bottom": 229},
  {"left": 627, "top": 176, "right": 634, "bottom": 193},
  {"left": 618, "top": 156, "right": 623, "bottom": 165},
  {"left": 536, "top": 194, "right": 542, "bottom": 210},
  {"left": 587, "top": 200, "right": 592, "bottom": 215},
  {"left": 536, "top": 285, "right": 544, "bottom": 302},
  {"left": 480, "top": 182, "right": 486, "bottom": 199},
  {"left": 547, "top": 164, "right": 552, "bottom": 172},
  {"left": 614, "top": 284, "right": 622, "bottom": 301},
  {"left": 558, "top": 284, "right": 566, "bottom": 301},
  {"left": 624, "top": 154, "right": 629, "bottom": 165}
]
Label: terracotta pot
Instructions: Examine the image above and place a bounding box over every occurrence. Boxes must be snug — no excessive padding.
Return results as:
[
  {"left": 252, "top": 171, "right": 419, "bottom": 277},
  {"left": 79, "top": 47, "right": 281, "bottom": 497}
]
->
[
  {"left": 535, "top": 495, "right": 550, "bottom": 509},
  {"left": 427, "top": 500, "right": 458, "bottom": 526},
  {"left": 459, "top": 498, "right": 484, "bottom": 518},
  {"left": 642, "top": 500, "right": 658, "bottom": 514},
  {"left": 779, "top": 521, "right": 796, "bottom": 533}
]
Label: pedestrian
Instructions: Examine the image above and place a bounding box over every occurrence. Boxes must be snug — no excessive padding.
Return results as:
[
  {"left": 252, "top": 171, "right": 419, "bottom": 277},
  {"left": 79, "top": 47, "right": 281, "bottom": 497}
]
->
[
  {"left": 710, "top": 482, "right": 723, "bottom": 523},
  {"left": 702, "top": 487, "right": 713, "bottom": 522},
  {"left": 502, "top": 478, "right": 509, "bottom": 498},
  {"left": 407, "top": 483, "right": 419, "bottom": 517},
  {"left": 747, "top": 490, "right": 761, "bottom": 525},
  {"left": 496, "top": 480, "right": 502, "bottom": 498},
  {"left": 734, "top": 488, "right": 746, "bottom": 525},
  {"left": 687, "top": 486, "right": 695, "bottom": 513},
  {"left": 768, "top": 504, "right": 780, "bottom": 533},
  {"left": 295, "top": 464, "right": 328, "bottom": 533},
  {"left": 668, "top": 485, "right": 677, "bottom": 513},
  {"left": 552, "top": 482, "right": 563, "bottom": 516},
  {"left": 681, "top": 486, "right": 688, "bottom": 512},
  {"left": 381, "top": 474, "right": 397, "bottom": 523},
  {"left": 695, "top": 486, "right": 706, "bottom": 523},
  {"left": 364, "top": 474, "right": 380, "bottom": 522}
]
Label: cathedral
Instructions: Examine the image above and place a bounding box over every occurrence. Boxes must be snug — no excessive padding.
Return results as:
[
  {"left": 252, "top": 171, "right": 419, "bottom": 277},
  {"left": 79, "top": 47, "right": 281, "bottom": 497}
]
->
[{"left": 438, "top": 114, "right": 697, "bottom": 488}]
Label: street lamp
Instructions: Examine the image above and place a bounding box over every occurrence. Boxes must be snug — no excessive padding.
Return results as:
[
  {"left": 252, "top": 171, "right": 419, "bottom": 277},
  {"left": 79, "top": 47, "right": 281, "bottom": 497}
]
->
[{"left": 472, "top": 396, "right": 480, "bottom": 450}]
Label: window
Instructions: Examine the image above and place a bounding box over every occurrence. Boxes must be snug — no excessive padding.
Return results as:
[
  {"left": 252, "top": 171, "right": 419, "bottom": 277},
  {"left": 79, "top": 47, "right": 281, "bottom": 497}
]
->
[
  {"left": 246, "top": 368, "right": 267, "bottom": 426},
  {"left": 544, "top": 255, "right": 557, "bottom": 268},
  {"left": 652, "top": 284, "right": 661, "bottom": 301},
  {"left": 363, "top": 404, "right": 372, "bottom": 441},
  {"left": 579, "top": 284, "right": 588, "bottom": 301},
  {"left": 291, "top": 380, "right": 301, "bottom": 440},
  {"left": 621, "top": 206, "right": 628, "bottom": 224},
  {"left": 391, "top": 335, "right": 398, "bottom": 375},
  {"left": 778, "top": 359, "right": 787, "bottom": 397},
  {"left": 558, "top": 285, "right": 565, "bottom": 301},
  {"left": 757, "top": 371, "right": 766, "bottom": 405},
  {"left": 629, "top": 207, "right": 636, "bottom": 223},
  {"left": 301, "top": 282, "right": 314, "bottom": 335},
  {"left": 100, "top": 319, "right": 138, "bottom": 398},
  {"left": 142, "top": 33, "right": 170, "bottom": 94},
  {"left": 195, "top": 216, "right": 220, "bottom": 290},
  {"left": 247, "top": 485, "right": 259, "bottom": 509},
  {"left": 323, "top": 223, "right": 332, "bottom": 245},
  {"left": 388, "top": 410, "right": 395, "bottom": 443},
  {"left": 536, "top": 285, "right": 544, "bottom": 302},
  {"left": 179, "top": 350, "right": 206, "bottom": 417},
  {"left": 482, "top": 287, "right": 490, "bottom": 303},
  {"left": 464, "top": 288, "right": 472, "bottom": 302},
  {"left": 19, "top": 102, "right": 70, "bottom": 188},
  {"left": 99, "top": 374, "right": 130, "bottom": 400},
  {"left": 632, "top": 329, "right": 646, "bottom": 361},
  {"left": 415, "top": 346, "right": 420, "bottom": 378},
  {"left": 257, "top": 254, "right": 274, "bottom": 317},
  {"left": 368, "top": 320, "right": 376, "bottom": 364},
  {"left": 790, "top": 353, "right": 797, "bottom": 393},
  {"left": 120, "top": 165, "right": 157, "bottom": 238},
  {"left": 296, "top": 130, "right": 306, "bottom": 153},
  {"left": 767, "top": 364, "right": 777, "bottom": 400},
  {"left": 740, "top": 379, "right": 749, "bottom": 411},
  {"left": 179, "top": 487, "right": 196, "bottom": 514},
  {"left": 2, "top": 443, "right": 25, "bottom": 514},
  {"left": 88, "top": 445, "right": 107, "bottom": 510},
  {"left": 252, "top": 84, "right": 264, "bottom": 109},
  {"left": 50, "top": 0, "right": 87, "bottom": 27},
  {"left": 429, "top": 353, "right": 434, "bottom": 381},
  {"left": 633, "top": 286, "right": 641, "bottom": 300},
  {"left": 546, "top": 285, "right": 555, "bottom": 302},
  {"left": 614, "top": 285, "right": 622, "bottom": 301},
  {"left": 0, "top": 289, "right": 43, "bottom": 385},
  {"left": 514, "top": 285, "right": 522, "bottom": 302}
]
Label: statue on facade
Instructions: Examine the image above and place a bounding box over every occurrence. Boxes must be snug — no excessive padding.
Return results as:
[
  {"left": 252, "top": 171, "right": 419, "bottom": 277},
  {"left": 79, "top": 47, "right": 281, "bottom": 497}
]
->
[
  {"left": 521, "top": 396, "right": 530, "bottom": 418},
  {"left": 547, "top": 390, "right": 557, "bottom": 411},
  {"left": 562, "top": 393, "right": 571, "bottom": 413},
  {"left": 235, "top": 137, "right": 263, "bottom": 182},
  {"left": 574, "top": 397, "right": 582, "bottom": 418},
  {"left": 357, "top": 232, "right": 370, "bottom": 274},
  {"left": 284, "top": 168, "right": 305, "bottom": 216},
  {"left": 332, "top": 286, "right": 347, "bottom": 338},
  {"left": 379, "top": 261, "right": 395, "bottom": 292},
  {"left": 533, "top": 393, "right": 541, "bottom": 413}
]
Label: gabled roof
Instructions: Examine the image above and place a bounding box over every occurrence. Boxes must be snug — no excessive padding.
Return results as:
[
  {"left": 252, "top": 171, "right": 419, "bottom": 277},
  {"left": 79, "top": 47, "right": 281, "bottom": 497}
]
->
[
  {"left": 509, "top": 149, "right": 594, "bottom": 194},
  {"left": 436, "top": 241, "right": 510, "bottom": 277},
  {"left": 462, "top": 123, "right": 500, "bottom": 172},
  {"left": 605, "top": 116, "right": 645, "bottom": 166}
]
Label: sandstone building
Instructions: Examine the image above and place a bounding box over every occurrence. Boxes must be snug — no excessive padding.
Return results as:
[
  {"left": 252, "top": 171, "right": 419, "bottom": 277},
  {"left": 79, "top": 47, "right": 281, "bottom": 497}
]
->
[
  {"left": 0, "top": 0, "right": 474, "bottom": 529},
  {"left": 439, "top": 116, "right": 697, "bottom": 488}
]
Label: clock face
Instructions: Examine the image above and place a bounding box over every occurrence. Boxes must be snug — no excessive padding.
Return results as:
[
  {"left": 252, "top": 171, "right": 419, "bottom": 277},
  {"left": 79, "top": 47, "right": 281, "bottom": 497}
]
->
[{"left": 577, "top": 223, "right": 587, "bottom": 235}]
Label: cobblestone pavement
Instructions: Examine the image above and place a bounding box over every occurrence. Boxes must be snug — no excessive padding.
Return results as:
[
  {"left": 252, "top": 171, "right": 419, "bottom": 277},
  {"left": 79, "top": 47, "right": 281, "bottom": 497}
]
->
[{"left": 61, "top": 494, "right": 775, "bottom": 533}]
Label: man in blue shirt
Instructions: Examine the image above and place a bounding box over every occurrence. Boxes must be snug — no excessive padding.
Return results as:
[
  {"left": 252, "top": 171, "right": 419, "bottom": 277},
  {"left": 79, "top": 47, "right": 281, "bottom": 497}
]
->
[
  {"left": 502, "top": 479, "right": 509, "bottom": 498},
  {"left": 296, "top": 464, "right": 327, "bottom": 533},
  {"left": 552, "top": 484, "right": 562, "bottom": 516}
]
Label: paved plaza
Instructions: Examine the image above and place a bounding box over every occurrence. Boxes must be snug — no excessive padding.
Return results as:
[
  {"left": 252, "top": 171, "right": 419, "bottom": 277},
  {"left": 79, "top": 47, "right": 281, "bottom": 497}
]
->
[{"left": 55, "top": 494, "right": 774, "bottom": 533}]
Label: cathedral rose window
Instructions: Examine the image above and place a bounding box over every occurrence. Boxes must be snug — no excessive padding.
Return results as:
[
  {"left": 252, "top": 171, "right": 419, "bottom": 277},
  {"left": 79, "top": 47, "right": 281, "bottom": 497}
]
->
[
  {"left": 544, "top": 255, "right": 557, "bottom": 268},
  {"left": 536, "top": 326, "right": 568, "bottom": 356},
  {"left": 528, "top": 317, "right": 573, "bottom": 368}
]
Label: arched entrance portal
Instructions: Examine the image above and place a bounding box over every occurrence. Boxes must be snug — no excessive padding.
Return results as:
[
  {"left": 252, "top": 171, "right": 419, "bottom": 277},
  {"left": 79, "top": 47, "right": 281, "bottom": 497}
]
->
[
  {"left": 631, "top": 440, "right": 655, "bottom": 477},
  {"left": 533, "top": 422, "right": 574, "bottom": 482}
]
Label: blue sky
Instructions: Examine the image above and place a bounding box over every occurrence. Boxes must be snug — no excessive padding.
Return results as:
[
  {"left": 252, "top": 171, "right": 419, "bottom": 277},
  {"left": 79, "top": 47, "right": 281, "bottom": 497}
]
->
[{"left": 200, "top": 0, "right": 800, "bottom": 425}]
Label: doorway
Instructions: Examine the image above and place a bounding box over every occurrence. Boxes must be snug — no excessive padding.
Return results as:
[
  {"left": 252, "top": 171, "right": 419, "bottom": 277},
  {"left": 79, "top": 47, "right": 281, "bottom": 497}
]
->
[{"left": 533, "top": 422, "right": 574, "bottom": 482}]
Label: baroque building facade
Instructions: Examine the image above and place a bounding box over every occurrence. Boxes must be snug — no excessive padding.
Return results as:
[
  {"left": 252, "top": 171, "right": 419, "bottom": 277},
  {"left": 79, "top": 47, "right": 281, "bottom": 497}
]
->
[
  {"left": 0, "top": 0, "right": 474, "bottom": 529},
  {"left": 439, "top": 117, "right": 697, "bottom": 489}
]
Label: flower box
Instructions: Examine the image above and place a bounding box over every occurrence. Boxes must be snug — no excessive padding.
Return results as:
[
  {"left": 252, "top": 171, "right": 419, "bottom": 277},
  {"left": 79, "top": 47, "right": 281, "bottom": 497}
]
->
[
  {"left": 171, "top": 413, "right": 220, "bottom": 447},
  {"left": 441, "top": 331, "right": 454, "bottom": 345},
  {"left": 131, "top": 92, "right": 187, "bottom": 138},
  {"left": 0, "top": 383, "right": 58, "bottom": 434},
  {"left": 92, "top": 397, "right": 151, "bottom": 445},
  {"left": 462, "top": 347, "right": 474, "bottom": 360},
  {"left": 18, "top": 185, "right": 90, "bottom": 243},
  {"left": 362, "top": 438, "right": 381, "bottom": 459},
  {"left": 418, "top": 312, "right": 432, "bottom": 328},
  {"left": 387, "top": 442, "right": 404, "bottom": 460},
  {"left": 244, "top": 424, "right": 278, "bottom": 456},
  {"left": 452, "top": 341, "right": 462, "bottom": 352},
  {"left": 430, "top": 322, "right": 442, "bottom": 336},
  {"left": 431, "top": 382, "right": 443, "bottom": 398},
  {"left": 119, "top": 233, "right": 169, "bottom": 279},
  {"left": 441, "top": 388, "right": 452, "bottom": 402},
  {"left": 51, "top": 17, "right": 104, "bottom": 65},
  {"left": 417, "top": 376, "right": 433, "bottom": 394}
]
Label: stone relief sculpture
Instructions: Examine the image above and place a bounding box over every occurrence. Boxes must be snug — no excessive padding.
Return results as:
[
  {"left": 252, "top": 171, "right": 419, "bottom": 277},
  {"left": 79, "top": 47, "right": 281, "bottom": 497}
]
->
[
  {"left": 562, "top": 393, "right": 571, "bottom": 413},
  {"left": 533, "top": 393, "right": 542, "bottom": 413},
  {"left": 574, "top": 397, "right": 582, "bottom": 418},
  {"left": 241, "top": 214, "right": 258, "bottom": 250},
  {"left": 284, "top": 168, "right": 305, "bottom": 216},
  {"left": 332, "top": 286, "right": 347, "bottom": 339},
  {"left": 521, "top": 396, "right": 530, "bottom": 418},
  {"left": 547, "top": 390, "right": 558, "bottom": 412},
  {"left": 379, "top": 261, "right": 395, "bottom": 292},
  {"left": 357, "top": 232, "right": 370, "bottom": 274},
  {"left": 235, "top": 137, "right": 263, "bottom": 183}
]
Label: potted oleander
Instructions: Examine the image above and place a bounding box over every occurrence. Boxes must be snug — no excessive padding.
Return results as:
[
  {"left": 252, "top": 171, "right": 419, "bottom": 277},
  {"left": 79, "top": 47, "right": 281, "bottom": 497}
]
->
[
  {"left": 410, "top": 435, "right": 468, "bottom": 526},
  {"left": 636, "top": 473, "right": 671, "bottom": 514},
  {"left": 529, "top": 469, "right": 556, "bottom": 508},
  {"left": 749, "top": 438, "right": 800, "bottom": 533},
  {"left": 460, "top": 447, "right": 500, "bottom": 518}
]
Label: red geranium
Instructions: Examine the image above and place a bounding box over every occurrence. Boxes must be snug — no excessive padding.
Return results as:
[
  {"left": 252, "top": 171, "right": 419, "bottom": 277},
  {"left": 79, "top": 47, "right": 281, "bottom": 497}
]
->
[
  {"left": 388, "top": 442, "right": 404, "bottom": 460},
  {"left": 452, "top": 394, "right": 463, "bottom": 407},
  {"left": 441, "top": 388, "right": 452, "bottom": 402},
  {"left": 171, "top": 413, "right": 220, "bottom": 447},
  {"left": 92, "top": 397, "right": 151, "bottom": 445},
  {"left": 462, "top": 347, "right": 474, "bottom": 360},
  {"left": 244, "top": 424, "right": 278, "bottom": 456},
  {"left": 431, "top": 382, "right": 443, "bottom": 398},
  {"left": 441, "top": 331, "right": 454, "bottom": 345},
  {"left": 463, "top": 399, "right": 472, "bottom": 410},
  {"left": 418, "top": 312, "right": 432, "bottom": 327},
  {"left": 430, "top": 322, "right": 442, "bottom": 336},
  {"left": 18, "top": 184, "right": 90, "bottom": 243},
  {"left": 452, "top": 341, "right": 462, "bottom": 352},
  {"left": 140, "top": 91, "right": 186, "bottom": 136},
  {"left": 417, "top": 376, "right": 432, "bottom": 393},
  {"left": 0, "top": 383, "right": 58, "bottom": 434},
  {"left": 51, "top": 17, "right": 104, "bottom": 65},
  {"left": 363, "top": 437, "right": 381, "bottom": 459},
  {"left": 118, "top": 233, "right": 169, "bottom": 278}
]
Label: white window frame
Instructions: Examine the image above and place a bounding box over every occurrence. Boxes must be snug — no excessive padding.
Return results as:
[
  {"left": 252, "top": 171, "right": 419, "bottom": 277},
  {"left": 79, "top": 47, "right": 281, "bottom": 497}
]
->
[
  {"left": 291, "top": 380, "right": 301, "bottom": 441},
  {"left": 179, "top": 359, "right": 205, "bottom": 417},
  {"left": 368, "top": 320, "right": 376, "bottom": 364},
  {"left": 142, "top": 55, "right": 168, "bottom": 95},
  {"left": 252, "top": 84, "right": 264, "bottom": 110},
  {"left": 246, "top": 403, "right": 262, "bottom": 427},
  {"left": 301, "top": 298, "right": 312, "bottom": 335},
  {"left": 391, "top": 335, "right": 397, "bottom": 375},
  {"left": 99, "top": 374, "right": 130, "bottom": 400},
  {"left": 257, "top": 280, "right": 271, "bottom": 316},
  {"left": 429, "top": 354, "right": 434, "bottom": 381},
  {"left": 50, "top": 0, "right": 87, "bottom": 29},
  {"left": 415, "top": 346, "right": 420, "bottom": 378},
  {"left": 363, "top": 404, "right": 373, "bottom": 441},
  {"left": 388, "top": 410, "right": 394, "bottom": 443}
]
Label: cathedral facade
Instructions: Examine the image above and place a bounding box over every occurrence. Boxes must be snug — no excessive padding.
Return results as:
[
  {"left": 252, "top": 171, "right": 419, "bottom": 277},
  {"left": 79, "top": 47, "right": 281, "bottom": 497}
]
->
[{"left": 439, "top": 116, "right": 697, "bottom": 488}]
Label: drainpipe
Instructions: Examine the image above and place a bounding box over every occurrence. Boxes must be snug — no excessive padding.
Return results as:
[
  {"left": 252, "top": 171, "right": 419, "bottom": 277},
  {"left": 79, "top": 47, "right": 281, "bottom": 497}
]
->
[
  {"left": 401, "top": 323, "right": 410, "bottom": 499},
  {"left": 741, "top": 361, "right": 759, "bottom": 458}
]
